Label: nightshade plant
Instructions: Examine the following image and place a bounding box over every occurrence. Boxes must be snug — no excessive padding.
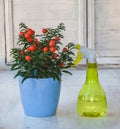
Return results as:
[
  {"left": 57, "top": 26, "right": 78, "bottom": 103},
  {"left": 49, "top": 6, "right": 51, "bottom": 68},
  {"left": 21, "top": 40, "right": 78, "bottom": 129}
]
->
[{"left": 10, "top": 22, "right": 75, "bottom": 82}]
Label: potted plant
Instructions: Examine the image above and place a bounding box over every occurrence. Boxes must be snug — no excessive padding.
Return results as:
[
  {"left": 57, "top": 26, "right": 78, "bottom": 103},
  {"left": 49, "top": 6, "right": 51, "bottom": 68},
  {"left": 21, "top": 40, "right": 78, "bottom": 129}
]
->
[{"left": 10, "top": 22, "right": 75, "bottom": 117}]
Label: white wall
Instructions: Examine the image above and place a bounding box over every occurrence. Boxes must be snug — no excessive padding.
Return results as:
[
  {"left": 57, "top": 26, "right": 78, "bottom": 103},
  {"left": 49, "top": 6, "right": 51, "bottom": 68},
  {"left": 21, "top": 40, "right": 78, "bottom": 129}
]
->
[
  {"left": 95, "top": 0, "right": 120, "bottom": 60},
  {"left": 12, "top": 0, "right": 80, "bottom": 47}
]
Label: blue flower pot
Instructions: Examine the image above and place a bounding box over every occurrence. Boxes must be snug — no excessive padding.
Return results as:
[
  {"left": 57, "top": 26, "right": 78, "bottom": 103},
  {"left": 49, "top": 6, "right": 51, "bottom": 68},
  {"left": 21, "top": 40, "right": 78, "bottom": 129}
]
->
[{"left": 19, "top": 77, "right": 61, "bottom": 117}]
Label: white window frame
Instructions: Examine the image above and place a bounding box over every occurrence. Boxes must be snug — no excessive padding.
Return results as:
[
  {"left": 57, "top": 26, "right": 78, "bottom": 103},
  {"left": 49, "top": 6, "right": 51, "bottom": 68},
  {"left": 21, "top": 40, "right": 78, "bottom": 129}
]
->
[
  {"left": 4, "top": 0, "right": 14, "bottom": 64},
  {"left": 0, "top": 0, "right": 6, "bottom": 68},
  {"left": 87, "top": 0, "right": 120, "bottom": 65}
]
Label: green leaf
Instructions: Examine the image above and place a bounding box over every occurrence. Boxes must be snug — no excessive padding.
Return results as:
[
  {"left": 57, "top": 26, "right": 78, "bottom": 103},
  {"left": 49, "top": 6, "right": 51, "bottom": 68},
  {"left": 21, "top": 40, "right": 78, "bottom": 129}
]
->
[{"left": 62, "top": 70, "right": 72, "bottom": 75}]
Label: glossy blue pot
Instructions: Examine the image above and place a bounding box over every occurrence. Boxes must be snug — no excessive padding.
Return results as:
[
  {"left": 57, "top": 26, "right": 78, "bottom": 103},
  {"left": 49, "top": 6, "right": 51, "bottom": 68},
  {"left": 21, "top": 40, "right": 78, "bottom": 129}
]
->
[{"left": 19, "top": 77, "right": 61, "bottom": 117}]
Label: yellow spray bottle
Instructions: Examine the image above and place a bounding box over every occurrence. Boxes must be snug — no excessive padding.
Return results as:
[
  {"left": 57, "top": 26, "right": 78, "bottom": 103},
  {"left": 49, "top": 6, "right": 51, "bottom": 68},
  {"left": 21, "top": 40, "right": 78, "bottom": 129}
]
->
[{"left": 74, "top": 44, "right": 107, "bottom": 117}]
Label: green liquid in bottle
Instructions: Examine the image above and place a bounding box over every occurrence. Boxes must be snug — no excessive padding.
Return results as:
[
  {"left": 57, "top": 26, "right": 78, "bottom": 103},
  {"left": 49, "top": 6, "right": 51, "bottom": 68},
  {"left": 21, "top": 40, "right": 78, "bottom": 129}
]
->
[{"left": 77, "top": 63, "right": 107, "bottom": 117}]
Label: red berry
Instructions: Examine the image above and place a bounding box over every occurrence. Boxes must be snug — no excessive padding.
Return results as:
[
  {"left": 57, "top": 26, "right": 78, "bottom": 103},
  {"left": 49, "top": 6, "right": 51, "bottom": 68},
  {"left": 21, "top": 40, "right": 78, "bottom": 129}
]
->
[
  {"left": 54, "top": 37, "right": 60, "bottom": 41},
  {"left": 28, "top": 45, "right": 36, "bottom": 51},
  {"left": 61, "top": 62, "right": 65, "bottom": 67},
  {"left": 19, "top": 31, "right": 24, "bottom": 36},
  {"left": 53, "top": 53, "right": 58, "bottom": 59},
  {"left": 32, "top": 30, "right": 35, "bottom": 35},
  {"left": 20, "top": 50, "right": 25, "bottom": 55},
  {"left": 34, "top": 38, "right": 39, "bottom": 44},
  {"left": 26, "top": 37, "right": 33, "bottom": 42},
  {"left": 50, "top": 47, "right": 56, "bottom": 52},
  {"left": 43, "top": 47, "right": 48, "bottom": 52},
  {"left": 27, "top": 28, "right": 35, "bottom": 35},
  {"left": 49, "top": 40, "right": 55, "bottom": 47},
  {"left": 25, "top": 55, "right": 31, "bottom": 61},
  {"left": 63, "top": 47, "right": 67, "bottom": 52},
  {"left": 25, "top": 33, "right": 31, "bottom": 39},
  {"left": 26, "top": 47, "right": 30, "bottom": 51},
  {"left": 42, "top": 28, "right": 47, "bottom": 33}
]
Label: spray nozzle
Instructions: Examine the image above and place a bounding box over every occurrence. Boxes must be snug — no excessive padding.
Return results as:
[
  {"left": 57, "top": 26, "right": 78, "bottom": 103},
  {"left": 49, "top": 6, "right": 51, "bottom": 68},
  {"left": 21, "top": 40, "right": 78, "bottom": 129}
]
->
[{"left": 73, "top": 44, "right": 96, "bottom": 66}]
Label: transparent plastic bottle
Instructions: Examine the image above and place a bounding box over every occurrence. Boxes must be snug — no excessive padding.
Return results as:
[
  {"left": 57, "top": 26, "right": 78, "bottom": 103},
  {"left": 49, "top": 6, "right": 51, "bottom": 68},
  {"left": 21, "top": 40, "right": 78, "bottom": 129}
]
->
[{"left": 77, "top": 60, "right": 107, "bottom": 117}]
